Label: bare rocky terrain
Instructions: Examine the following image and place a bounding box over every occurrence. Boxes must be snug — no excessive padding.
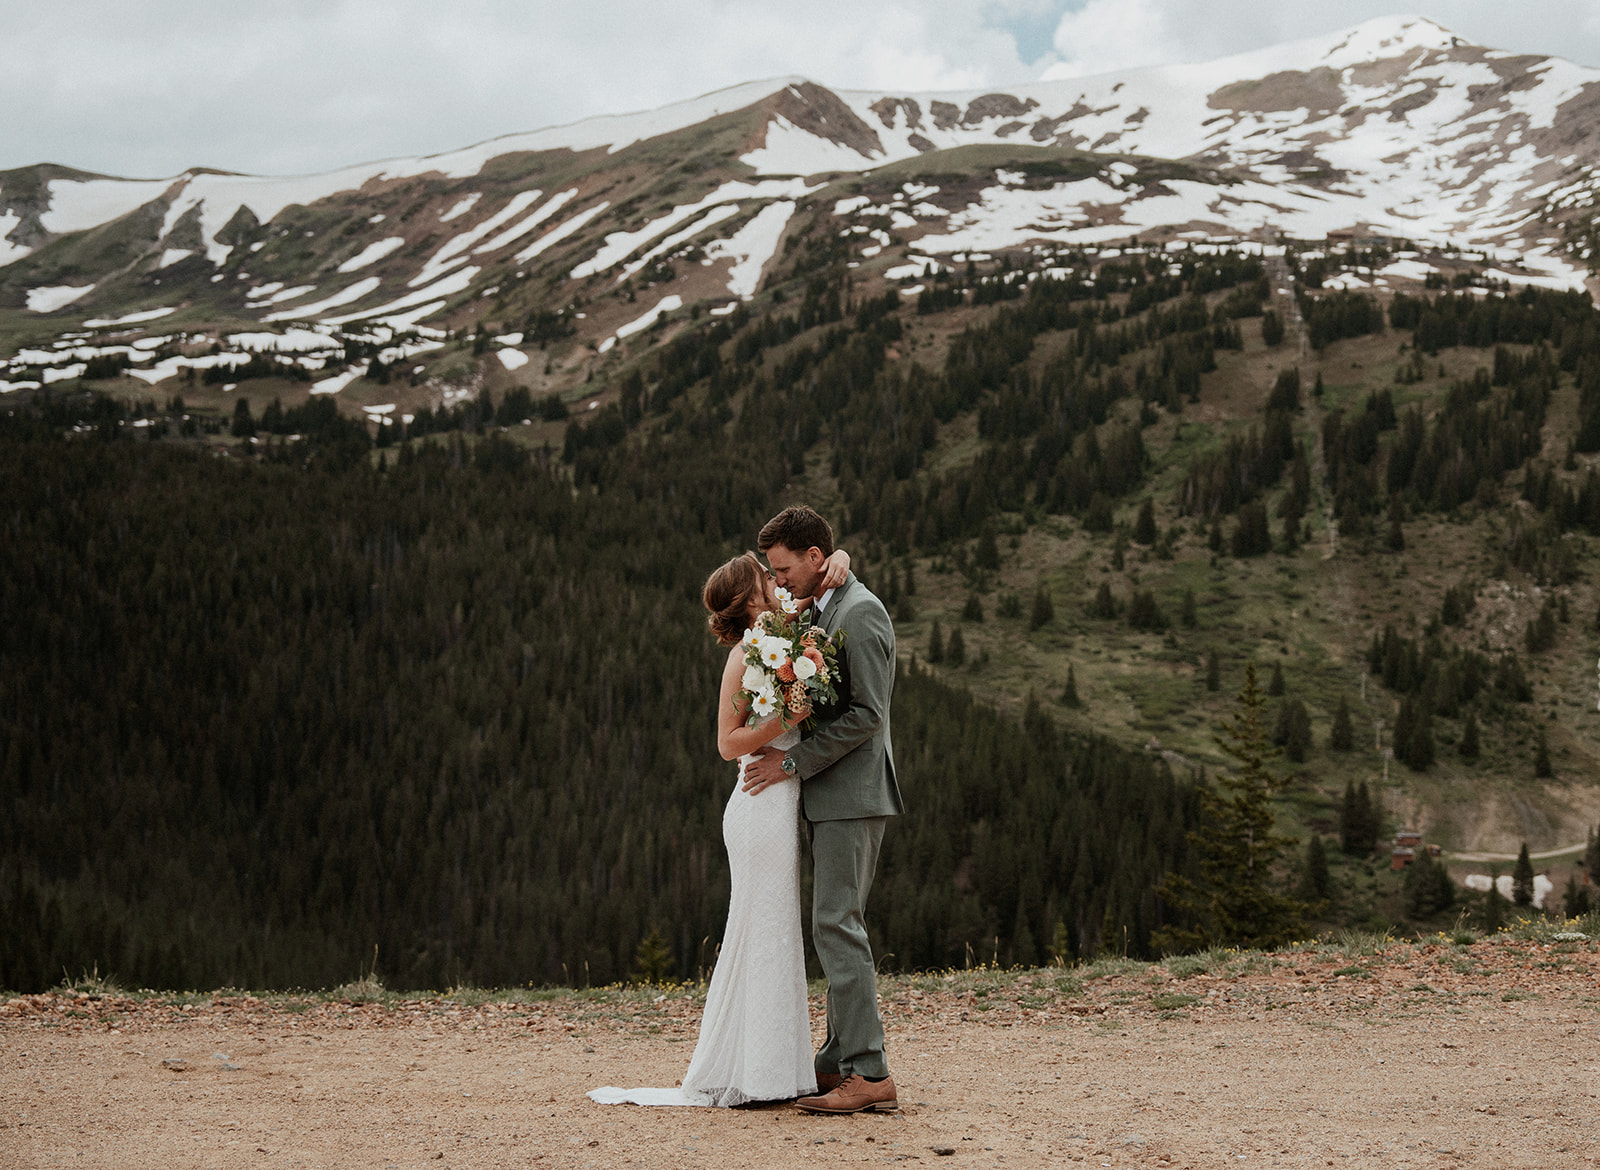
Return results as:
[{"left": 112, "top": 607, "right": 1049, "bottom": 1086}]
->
[{"left": 3, "top": 934, "right": 1596, "bottom": 1169}]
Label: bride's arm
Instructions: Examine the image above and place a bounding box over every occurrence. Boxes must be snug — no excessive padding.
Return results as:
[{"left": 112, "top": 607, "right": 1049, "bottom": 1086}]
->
[
  {"left": 791, "top": 548, "right": 851, "bottom": 612},
  {"left": 716, "top": 648, "right": 804, "bottom": 760}
]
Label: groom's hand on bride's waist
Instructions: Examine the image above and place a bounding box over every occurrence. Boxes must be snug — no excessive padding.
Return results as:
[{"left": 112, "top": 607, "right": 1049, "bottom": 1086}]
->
[{"left": 741, "top": 747, "right": 790, "bottom": 795}]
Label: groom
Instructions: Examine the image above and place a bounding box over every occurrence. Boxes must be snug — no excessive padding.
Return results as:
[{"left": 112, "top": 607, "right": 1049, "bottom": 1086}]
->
[{"left": 743, "top": 504, "right": 903, "bottom": 1114}]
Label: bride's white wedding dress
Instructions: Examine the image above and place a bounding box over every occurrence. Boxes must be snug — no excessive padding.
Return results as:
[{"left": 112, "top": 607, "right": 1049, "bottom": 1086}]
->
[{"left": 589, "top": 727, "right": 816, "bottom": 1107}]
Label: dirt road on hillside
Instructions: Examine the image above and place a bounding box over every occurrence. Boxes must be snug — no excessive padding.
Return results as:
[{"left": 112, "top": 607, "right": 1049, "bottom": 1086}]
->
[{"left": 3, "top": 937, "right": 1597, "bottom": 1169}]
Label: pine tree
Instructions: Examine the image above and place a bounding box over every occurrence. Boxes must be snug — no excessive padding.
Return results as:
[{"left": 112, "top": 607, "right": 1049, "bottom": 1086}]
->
[
  {"left": 1340, "top": 780, "right": 1380, "bottom": 856},
  {"left": 1329, "top": 696, "right": 1353, "bottom": 751},
  {"left": 1562, "top": 875, "right": 1592, "bottom": 918},
  {"left": 629, "top": 927, "right": 676, "bottom": 984},
  {"left": 961, "top": 594, "right": 984, "bottom": 622},
  {"left": 1180, "top": 588, "right": 1197, "bottom": 628},
  {"left": 928, "top": 620, "right": 945, "bottom": 664},
  {"left": 1134, "top": 498, "right": 1158, "bottom": 545},
  {"left": 1459, "top": 710, "right": 1480, "bottom": 760},
  {"left": 1262, "top": 309, "right": 1285, "bottom": 346},
  {"left": 1534, "top": 729, "right": 1553, "bottom": 778},
  {"left": 1482, "top": 877, "right": 1507, "bottom": 932},
  {"left": 1273, "top": 698, "right": 1312, "bottom": 763},
  {"left": 1267, "top": 663, "right": 1285, "bottom": 696},
  {"left": 1030, "top": 584, "right": 1055, "bottom": 630},
  {"left": 1386, "top": 495, "right": 1406, "bottom": 552},
  {"left": 1205, "top": 650, "right": 1220, "bottom": 692},
  {"left": 946, "top": 625, "right": 966, "bottom": 667},
  {"left": 1297, "top": 835, "right": 1331, "bottom": 905},
  {"left": 974, "top": 524, "right": 1001, "bottom": 571},
  {"left": 1512, "top": 843, "right": 1535, "bottom": 907},
  {"left": 1153, "top": 663, "right": 1306, "bottom": 952},
  {"left": 1404, "top": 850, "right": 1455, "bottom": 918},
  {"left": 1059, "top": 663, "right": 1081, "bottom": 708}
]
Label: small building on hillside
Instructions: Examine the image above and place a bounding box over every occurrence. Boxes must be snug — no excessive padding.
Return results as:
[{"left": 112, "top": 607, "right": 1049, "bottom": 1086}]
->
[{"left": 1390, "top": 829, "right": 1440, "bottom": 871}]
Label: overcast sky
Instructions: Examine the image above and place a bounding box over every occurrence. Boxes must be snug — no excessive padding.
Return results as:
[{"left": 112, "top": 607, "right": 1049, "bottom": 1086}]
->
[{"left": 3, "top": 1, "right": 1598, "bottom": 180}]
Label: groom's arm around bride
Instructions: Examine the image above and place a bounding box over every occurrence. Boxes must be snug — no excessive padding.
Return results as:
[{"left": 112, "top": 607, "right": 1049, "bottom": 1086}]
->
[{"left": 743, "top": 504, "right": 903, "bottom": 1113}]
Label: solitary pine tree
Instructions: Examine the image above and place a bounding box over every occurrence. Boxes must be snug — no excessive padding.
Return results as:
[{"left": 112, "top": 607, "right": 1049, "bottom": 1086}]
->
[
  {"left": 928, "top": 621, "right": 945, "bottom": 664},
  {"left": 1562, "top": 875, "right": 1592, "bottom": 918},
  {"left": 946, "top": 625, "right": 966, "bottom": 667},
  {"left": 1273, "top": 698, "right": 1312, "bottom": 763},
  {"left": 1297, "top": 835, "right": 1332, "bottom": 906},
  {"left": 1329, "top": 695, "right": 1354, "bottom": 751},
  {"left": 1534, "top": 730, "right": 1553, "bottom": 778},
  {"left": 1153, "top": 663, "right": 1306, "bottom": 952},
  {"left": 1059, "top": 663, "right": 1081, "bottom": 708},
  {"left": 628, "top": 927, "right": 676, "bottom": 984},
  {"left": 1459, "top": 710, "right": 1480, "bottom": 760},
  {"left": 1512, "top": 843, "right": 1535, "bottom": 907},
  {"left": 1403, "top": 850, "right": 1455, "bottom": 918},
  {"left": 1267, "top": 663, "right": 1286, "bottom": 696},
  {"left": 1134, "top": 498, "right": 1158, "bottom": 545},
  {"left": 1482, "top": 876, "right": 1508, "bottom": 933}
]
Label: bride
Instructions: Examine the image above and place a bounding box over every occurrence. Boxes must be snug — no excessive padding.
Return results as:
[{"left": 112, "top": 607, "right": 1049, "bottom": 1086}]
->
[{"left": 589, "top": 547, "right": 848, "bottom": 1108}]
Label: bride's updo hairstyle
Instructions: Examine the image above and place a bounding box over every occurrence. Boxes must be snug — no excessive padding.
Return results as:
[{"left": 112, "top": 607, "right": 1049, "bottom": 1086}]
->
[{"left": 703, "top": 551, "right": 766, "bottom": 646}]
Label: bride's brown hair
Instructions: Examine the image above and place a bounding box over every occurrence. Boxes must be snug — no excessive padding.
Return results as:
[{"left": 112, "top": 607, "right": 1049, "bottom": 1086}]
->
[{"left": 703, "top": 551, "right": 767, "bottom": 646}]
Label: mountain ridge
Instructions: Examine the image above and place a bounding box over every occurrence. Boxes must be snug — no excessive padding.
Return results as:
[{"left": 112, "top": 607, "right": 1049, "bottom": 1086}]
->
[{"left": 2, "top": 13, "right": 1598, "bottom": 357}]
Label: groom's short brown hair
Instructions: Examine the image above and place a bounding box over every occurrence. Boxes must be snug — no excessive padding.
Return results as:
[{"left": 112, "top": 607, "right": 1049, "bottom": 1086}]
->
[{"left": 758, "top": 505, "right": 834, "bottom": 558}]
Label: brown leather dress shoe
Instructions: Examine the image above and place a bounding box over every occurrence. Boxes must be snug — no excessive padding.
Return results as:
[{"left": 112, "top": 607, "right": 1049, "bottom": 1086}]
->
[
  {"left": 795, "top": 1074, "right": 898, "bottom": 1114},
  {"left": 814, "top": 1072, "right": 845, "bottom": 1094}
]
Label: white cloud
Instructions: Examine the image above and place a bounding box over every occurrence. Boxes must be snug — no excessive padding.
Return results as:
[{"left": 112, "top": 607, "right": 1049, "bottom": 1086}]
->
[
  {"left": 0, "top": 2, "right": 1595, "bottom": 180},
  {"left": 1044, "top": 1, "right": 1600, "bottom": 79}
]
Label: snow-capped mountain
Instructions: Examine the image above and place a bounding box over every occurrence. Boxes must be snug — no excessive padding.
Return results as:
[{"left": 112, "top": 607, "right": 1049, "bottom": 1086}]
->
[{"left": 2, "top": 16, "right": 1598, "bottom": 393}]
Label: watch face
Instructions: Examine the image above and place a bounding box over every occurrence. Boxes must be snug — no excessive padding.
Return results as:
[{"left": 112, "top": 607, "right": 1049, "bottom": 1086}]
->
[{"left": 782, "top": 756, "right": 796, "bottom": 774}]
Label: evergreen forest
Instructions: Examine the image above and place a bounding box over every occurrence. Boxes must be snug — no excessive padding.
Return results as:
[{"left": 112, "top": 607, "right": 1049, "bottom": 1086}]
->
[{"left": 7, "top": 231, "right": 1600, "bottom": 993}]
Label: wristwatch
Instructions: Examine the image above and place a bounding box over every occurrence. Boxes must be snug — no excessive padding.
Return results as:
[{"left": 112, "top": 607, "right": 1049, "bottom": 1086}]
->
[{"left": 781, "top": 755, "right": 797, "bottom": 777}]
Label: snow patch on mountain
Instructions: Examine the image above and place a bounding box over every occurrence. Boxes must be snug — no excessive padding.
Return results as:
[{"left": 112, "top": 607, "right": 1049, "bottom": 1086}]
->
[
  {"left": 615, "top": 205, "right": 741, "bottom": 284},
  {"left": 0, "top": 212, "right": 31, "bottom": 266},
  {"left": 410, "top": 191, "right": 542, "bottom": 288},
  {"left": 570, "top": 180, "right": 819, "bottom": 281},
  {"left": 263, "top": 277, "right": 381, "bottom": 323},
  {"left": 337, "top": 237, "right": 406, "bottom": 273},
  {"left": 739, "top": 115, "right": 881, "bottom": 175},
  {"left": 440, "top": 193, "right": 482, "bottom": 222},
  {"left": 515, "top": 203, "right": 612, "bottom": 263},
  {"left": 82, "top": 306, "right": 177, "bottom": 327},
  {"left": 326, "top": 266, "right": 479, "bottom": 326},
  {"left": 26, "top": 285, "right": 95, "bottom": 313},
  {"left": 705, "top": 201, "right": 798, "bottom": 299},
  {"left": 474, "top": 189, "right": 578, "bottom": 255}
]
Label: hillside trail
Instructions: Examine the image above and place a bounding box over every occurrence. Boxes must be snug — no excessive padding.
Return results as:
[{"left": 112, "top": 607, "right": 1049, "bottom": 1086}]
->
[{"left": 4, "top": 938, "right": 1597, "bottom": 1169}]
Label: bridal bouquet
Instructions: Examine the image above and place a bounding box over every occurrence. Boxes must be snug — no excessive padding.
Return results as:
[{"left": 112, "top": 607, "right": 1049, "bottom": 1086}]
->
[{"left": 737, "top": 587, "right": 842, "bottom": 728}]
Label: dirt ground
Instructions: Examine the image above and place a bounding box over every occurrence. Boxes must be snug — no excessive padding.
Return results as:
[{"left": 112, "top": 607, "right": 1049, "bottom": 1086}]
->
[{"left": 3, "top": 937, "right": 1597, "bottom": 1169}]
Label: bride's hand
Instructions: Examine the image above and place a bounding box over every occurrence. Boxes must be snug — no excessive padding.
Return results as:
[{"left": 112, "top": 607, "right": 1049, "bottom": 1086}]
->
[{"left": 819, "top": 547, "right": 851, "bottom": 591}]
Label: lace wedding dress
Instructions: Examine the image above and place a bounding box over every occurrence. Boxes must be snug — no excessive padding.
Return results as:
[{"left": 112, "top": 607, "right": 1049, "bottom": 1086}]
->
[{"left": 589, "top": 727, "right": 816, "bottom": 1107}]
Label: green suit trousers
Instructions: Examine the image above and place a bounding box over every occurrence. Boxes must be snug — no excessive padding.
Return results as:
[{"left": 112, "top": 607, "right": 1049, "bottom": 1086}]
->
[{"left": 810, "top": 815, "right": 890, "bottom": 1079}]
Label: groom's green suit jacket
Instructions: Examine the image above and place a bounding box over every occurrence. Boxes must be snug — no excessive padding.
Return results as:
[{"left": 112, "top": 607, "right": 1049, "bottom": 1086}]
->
[{"left": 788, "top": 572, "right": 904, "bottom": 822}]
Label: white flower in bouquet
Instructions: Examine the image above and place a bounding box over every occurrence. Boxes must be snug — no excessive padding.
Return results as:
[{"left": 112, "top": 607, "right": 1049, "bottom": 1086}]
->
[
  {"left": 775, "top": 585, "right": 799, "bottom": 615},
  {"left": 792, "top": 655, "right": 817, "bottom": 681},
  {"left": 742, "top": 663, "right": 770, "bottom": 693},
  {"left": 751, "top": 688, "right": 779, "bottom": 718},
  {"left": 741, "top": 626, "right": 763, "bottom": 652},
  {"left": 757, "top": 635, "right": 789, "bottom": 668}
]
